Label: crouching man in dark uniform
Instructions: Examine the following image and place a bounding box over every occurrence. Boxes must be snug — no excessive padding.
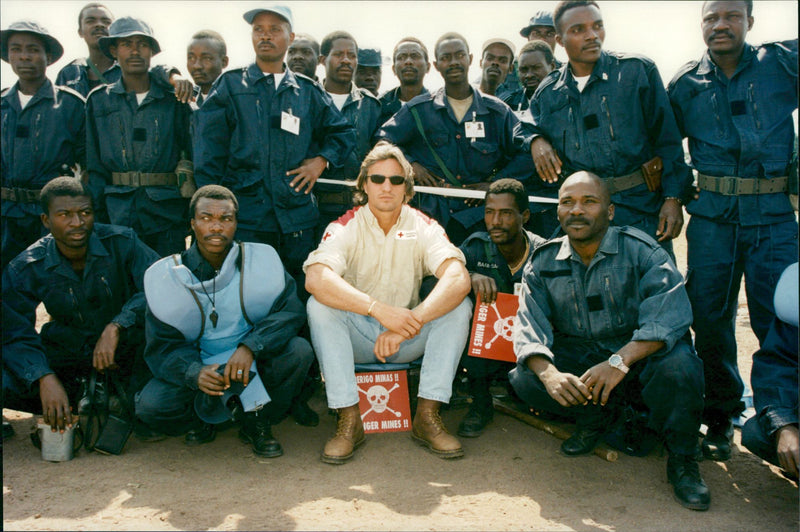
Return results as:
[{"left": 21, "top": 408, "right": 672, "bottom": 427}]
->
[
  {"left": 2, "top": 177, "right": 159, "bottom": 436},
  {"left": 510, "top": 171, "right": 710, "bottom": 511},
  {"left": 135, "top": 185, "right": 314, "bottom": 457},
  {"left": 457, "top": 178, "right": 545, "bottom": 437}
]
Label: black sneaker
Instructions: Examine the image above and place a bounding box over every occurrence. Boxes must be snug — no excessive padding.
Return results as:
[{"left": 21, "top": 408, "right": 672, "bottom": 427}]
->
[
  {"left": 667, "top": 453, "right": 711, "bottom": 511},
  {"left": 2, "top": 421, "right": 15, "bottom": 442},
  {"left": 185, "top": 423, "right": 216, "bottom": 446},
  {"left": 239, "top": 412, "right": 283, "bottom": 458},
  {"left": 702, "top": 420, "right": 733, "bottom": 461},
  {"left": 457, "top": 403, "right": 494, "bottom": 438}
]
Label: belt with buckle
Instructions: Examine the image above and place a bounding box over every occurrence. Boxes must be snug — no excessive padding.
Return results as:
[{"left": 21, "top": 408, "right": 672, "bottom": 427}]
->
[
  {"left": 697, "top": 173, "right": 789, "bottom": 196},
  {"left": 111, "top": 172, "right": 178, "bottom": 187},
  {"left": 1, "top": 186, "right": 41, "bottom": 203},
  {"left": 605, "top": 169, "right": 645, "bottom": 195}
]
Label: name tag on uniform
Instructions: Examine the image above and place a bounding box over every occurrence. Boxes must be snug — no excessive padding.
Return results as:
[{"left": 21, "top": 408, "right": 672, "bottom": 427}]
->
[
  {"left": 281, "top": 110, "right": 300, "bottom": 135},
  {"left": 395, "top": 230, "right": 417, "bottom": 240},
  {"left": 465, "top": 120, "right": 485, "bottom": 138}
]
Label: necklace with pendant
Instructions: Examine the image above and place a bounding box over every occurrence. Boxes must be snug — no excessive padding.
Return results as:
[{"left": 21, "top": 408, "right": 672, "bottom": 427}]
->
[{"left": 198, "top": 269, "right": 219, "bottom": 328}]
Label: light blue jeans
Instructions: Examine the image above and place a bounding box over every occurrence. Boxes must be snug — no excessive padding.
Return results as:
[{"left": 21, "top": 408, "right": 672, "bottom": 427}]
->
[{"left": 307, "top": 296, "right": 472, "bottom": 408}]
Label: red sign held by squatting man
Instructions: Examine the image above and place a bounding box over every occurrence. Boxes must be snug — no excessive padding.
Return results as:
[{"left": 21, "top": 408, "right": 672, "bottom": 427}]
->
[
  {"left": 356, "top": 370, "right": 412, "bottom": 433},
  {"left": 468, "top": 292, "right": 519, "bottom": 363}
]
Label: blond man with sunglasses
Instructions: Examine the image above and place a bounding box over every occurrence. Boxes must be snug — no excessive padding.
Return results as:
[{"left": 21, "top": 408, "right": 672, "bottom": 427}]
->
[{"left": 304, "top": 141, "right": 472, "bottom": 464}]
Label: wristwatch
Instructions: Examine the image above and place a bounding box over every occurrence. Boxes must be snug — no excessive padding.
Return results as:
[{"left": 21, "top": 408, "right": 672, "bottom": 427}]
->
[{"left": 608, "top": 354, "right": 629, "bottom": 374}]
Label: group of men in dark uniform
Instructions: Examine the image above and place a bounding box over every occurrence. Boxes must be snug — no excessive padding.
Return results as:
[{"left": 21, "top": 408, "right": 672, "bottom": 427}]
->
[{"left": 2, "top": 0, "right": 797, "bottom": 514}]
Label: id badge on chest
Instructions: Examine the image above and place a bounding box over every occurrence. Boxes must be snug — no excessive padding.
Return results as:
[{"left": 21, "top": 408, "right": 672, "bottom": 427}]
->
[
  {"left": 465, "top": 111, "right": 485, "bottom": 140},
  {"left": 281, "top": 109, "right": 300, "bottom": 135},
  {"left": 465, "top": 120, "right": 485, "bottom": 139}
]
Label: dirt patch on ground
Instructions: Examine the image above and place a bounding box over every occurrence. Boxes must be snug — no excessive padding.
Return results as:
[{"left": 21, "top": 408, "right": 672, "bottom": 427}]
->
[{"left": 3, "top": 230, "right": 797, "bottom": 531}]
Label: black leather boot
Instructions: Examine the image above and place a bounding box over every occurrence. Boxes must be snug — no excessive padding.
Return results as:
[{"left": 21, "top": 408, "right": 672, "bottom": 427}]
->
[
  {"left": 239, "top": 410, "right": 283, "bottom": 458},
  {"left": 667, "top": 453, "right": 711, "bottom": 511}
]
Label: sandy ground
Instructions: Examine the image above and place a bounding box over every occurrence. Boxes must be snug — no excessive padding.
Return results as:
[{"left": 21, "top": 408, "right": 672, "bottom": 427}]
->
[{"left": 3, "top": 230, "right": 798, "bottom": 531}]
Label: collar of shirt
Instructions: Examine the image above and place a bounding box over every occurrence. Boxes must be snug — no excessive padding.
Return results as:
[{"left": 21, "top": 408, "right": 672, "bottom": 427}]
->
[
  {"left": 109, "top": 74, "right": 168, "bottom": 101},
  {"left": 431, "top": 85, "right": 489, "bottom": 116},
  {"left": 247, "top": 62, "right": 299, "bottom": 92},
  {"left": 555, "top": 226, "right": 621, "bottom": 264},
  {"left": 42, "top": 230, "right": 109, "bottom": 273},
  {"left": 553, "top": 50, "right": 610, "bottom": 92},
  {"left": 6, "top": 79, "right": 55, "bottom": 112},
  {"left": 697, "top": 42, "right": 756, "bottom": 78},
  {"left": 183, "top": 242, "right": 241, "bottom": 280}
]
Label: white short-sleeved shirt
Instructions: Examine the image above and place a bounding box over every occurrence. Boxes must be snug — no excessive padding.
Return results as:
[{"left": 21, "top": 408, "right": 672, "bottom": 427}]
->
[{"left": 303, "top": 204, "right": 465, "bottom": 309}]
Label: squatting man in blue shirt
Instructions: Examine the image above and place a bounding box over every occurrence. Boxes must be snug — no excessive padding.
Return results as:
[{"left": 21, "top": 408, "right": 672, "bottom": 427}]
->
[{"left": 510, "top": 171, "right": 710, "bottom": 511}]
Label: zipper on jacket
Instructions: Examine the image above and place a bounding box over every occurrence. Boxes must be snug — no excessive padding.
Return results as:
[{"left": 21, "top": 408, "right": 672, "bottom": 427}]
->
[
  {"left": 100, "top": 276, "right": 113, "bottom": 300},
  {"left": 605, "top": 276, "right": 624, "bottom": 327},
  {"left": 69, "top": 287, "right": 85, "bottom": 324},
  {"left": 568, "top": 107, "right": 579, "bottom": 151},
  {"left": 747, "top": 82, "right": 761, "bottom": 130},
  {"left": 601, "top": 96, "right": 615, "bottom": 140},
  {"left": 118, "top": 117, "right": 127, "bottom": 165}
]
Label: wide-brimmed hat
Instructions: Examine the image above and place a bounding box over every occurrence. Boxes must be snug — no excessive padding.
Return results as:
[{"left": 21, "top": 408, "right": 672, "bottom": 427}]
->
[
  {"left": 520, "top": 11, "right": 555, "bottom": 38},
  {"left": 243, "top": 5, "right": 293, "bottom": 28},
  {"left": 1, "top": 20, "right": 64, "bottom": 64},
  {"left": 357, "top": 47, "right": 383, "bottom": 68},
  {"left": 98, "top": 17, "right": 161, "bottom": 59}
]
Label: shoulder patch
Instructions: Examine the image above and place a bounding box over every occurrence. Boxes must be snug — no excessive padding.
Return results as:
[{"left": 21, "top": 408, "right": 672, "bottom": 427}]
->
[{"left": 332, "top": 206, "right": 361, "bottom": 227}]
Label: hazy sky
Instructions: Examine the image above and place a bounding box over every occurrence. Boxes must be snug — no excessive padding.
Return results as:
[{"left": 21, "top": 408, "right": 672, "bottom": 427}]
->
[{"left": 1, "top": 1, "right": 798, "bottom": 93}]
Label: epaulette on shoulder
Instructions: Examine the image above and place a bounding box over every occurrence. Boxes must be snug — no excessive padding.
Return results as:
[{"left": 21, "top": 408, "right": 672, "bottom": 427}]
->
[
  {"left": 530, "top": 236, "right": 563, "bottom": 258},
  {"left": 85, "top": 82, "right": 110, "bottom": 101},
  {"left": 461, "top": 231, "right": 491, "bottom": 247},
  {"left": 55, "top": 84, "right": 86, "bottom": 103},
  {"left": 481, "top": 92, "right": 511, "bottom": 112},
  {"left": 10, "top": 238, "right": 49, "bottom": 269},
  {"left": 618, "top": 225, "right": 660, "bottom": 248},
  {"left": 760, "top": 39, "right": 798, "bottom": 54},
  {"left": 406, "top": 92, "right": 434, "bottom": 107},
  {"left": 613, "top": 51, "right": 654, "bottom": 65},
  {"left": 360, "top": 88, "right": 380, "bottom": 103},
  {"left": 760, "top": 39, "right": 798, "bottom": 77},
  {"left": 1, "top": 86, "right": 10, "bottom": 97},
  {"left": 293, "top": 71, "right": 325, "bottom": 90},
  {"left": 95, "top": 223, "right": 136, "bottom": 241},
  {"left": 535, "top": 70, "right": 560, "bottom": 93},
  {"left": 668, "top": 59, "right": 701, "bottom": 87}
]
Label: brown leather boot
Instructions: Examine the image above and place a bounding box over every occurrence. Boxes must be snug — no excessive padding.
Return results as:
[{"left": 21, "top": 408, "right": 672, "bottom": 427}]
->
[
  {"left": 411, "top": 398, "right": 464, "bottom": 459},
  {"left": 321, "top": 404, "right": 365, "bottom": 464}
]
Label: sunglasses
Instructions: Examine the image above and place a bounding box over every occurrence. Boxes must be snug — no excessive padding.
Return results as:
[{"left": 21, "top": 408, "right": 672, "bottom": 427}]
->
[{"left": 368, "top": 174, "right": 406, "bottom": 186}]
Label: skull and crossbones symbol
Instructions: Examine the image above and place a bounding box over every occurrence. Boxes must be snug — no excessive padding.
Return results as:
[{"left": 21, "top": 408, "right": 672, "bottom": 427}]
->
[
  {"left": 484, "top": 302, "right": 515, "bottom": 349},
  {"left": 358, "top": 383, "right": 402, "bottom": 421}
]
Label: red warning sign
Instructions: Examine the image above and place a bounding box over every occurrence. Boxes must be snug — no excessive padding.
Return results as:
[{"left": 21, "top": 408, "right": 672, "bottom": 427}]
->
[
  {"left": 468, "top": 292, "right": 519, "bottom": 363},
  {"left": 356, "top": 370, "right": 412, "bottom": 433}
]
